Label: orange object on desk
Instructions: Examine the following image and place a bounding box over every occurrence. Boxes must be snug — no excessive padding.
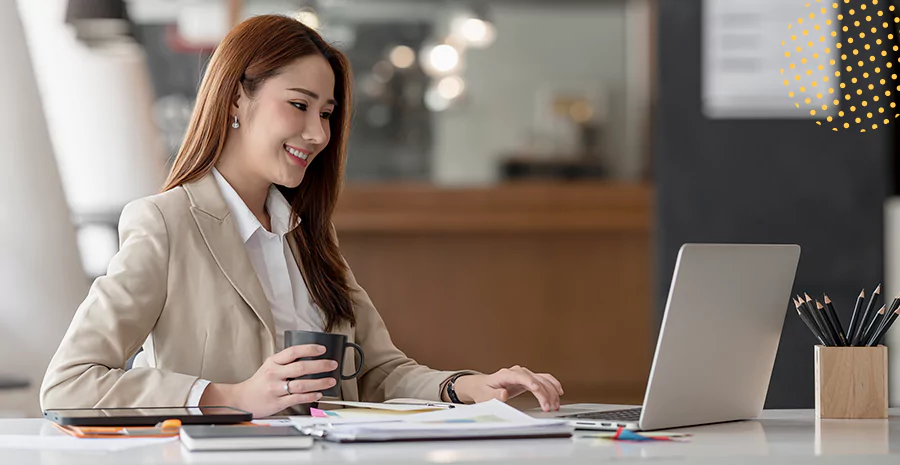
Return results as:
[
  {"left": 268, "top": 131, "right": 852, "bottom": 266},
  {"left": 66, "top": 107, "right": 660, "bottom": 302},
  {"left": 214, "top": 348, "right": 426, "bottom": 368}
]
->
[
  {"left": 54, "top": 419, "right": 184, "bottom": 438},
  {"left": 53, "top": 419, "right": 263, "bottom": 439}
]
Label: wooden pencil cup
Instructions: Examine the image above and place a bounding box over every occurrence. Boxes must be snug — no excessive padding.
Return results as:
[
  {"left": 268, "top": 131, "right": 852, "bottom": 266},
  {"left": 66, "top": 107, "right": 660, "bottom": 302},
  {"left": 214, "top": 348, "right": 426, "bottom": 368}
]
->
[{"left": 815, "top": 345, "right": 888, "bottom": 419}]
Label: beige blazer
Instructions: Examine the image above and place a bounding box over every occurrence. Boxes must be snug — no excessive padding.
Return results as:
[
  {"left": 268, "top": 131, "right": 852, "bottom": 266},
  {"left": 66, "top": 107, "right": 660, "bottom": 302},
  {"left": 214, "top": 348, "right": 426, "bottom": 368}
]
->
[{"left": 40, "top": 173, "right": 471, "bottom": 410}]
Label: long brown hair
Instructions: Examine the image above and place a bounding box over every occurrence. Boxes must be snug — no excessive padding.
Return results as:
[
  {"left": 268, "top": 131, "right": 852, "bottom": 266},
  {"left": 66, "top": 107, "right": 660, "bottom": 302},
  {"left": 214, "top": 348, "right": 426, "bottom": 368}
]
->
[{"left": 162, "top": 15, "right": 355, "bottom": 331}]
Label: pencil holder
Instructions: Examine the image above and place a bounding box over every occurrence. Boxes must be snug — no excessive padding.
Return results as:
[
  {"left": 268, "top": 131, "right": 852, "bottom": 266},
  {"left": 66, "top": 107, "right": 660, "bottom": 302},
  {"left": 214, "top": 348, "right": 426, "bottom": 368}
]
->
[{"left": 814, "top": 345, "right": 888, "bottom": 419}]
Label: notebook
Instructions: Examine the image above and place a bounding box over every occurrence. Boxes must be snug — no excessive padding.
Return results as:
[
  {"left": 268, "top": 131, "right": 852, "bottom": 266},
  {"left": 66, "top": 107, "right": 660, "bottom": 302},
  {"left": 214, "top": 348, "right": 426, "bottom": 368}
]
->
[{"left": 180, "top": 425, "right": 313, "bottom": 451}]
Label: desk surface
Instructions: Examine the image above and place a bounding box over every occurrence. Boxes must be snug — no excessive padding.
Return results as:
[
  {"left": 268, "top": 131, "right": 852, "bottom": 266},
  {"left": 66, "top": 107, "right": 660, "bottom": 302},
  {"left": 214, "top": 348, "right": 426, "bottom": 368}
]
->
[{"left": 2, "top": 404, "right": 899, "bottom": 464}]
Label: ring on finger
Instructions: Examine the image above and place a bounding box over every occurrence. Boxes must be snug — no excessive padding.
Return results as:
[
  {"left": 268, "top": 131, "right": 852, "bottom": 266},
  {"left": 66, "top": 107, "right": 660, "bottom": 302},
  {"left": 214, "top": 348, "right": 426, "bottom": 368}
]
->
[{"left": 284, "top": 380, "right": 292, "bottom": 396}]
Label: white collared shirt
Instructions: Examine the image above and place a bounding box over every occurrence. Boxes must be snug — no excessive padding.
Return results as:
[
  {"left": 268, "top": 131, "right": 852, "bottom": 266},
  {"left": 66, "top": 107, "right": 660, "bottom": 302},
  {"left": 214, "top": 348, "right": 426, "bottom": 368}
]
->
[{"left": 185, "top": 168, "right": 324, "bottom": 405}]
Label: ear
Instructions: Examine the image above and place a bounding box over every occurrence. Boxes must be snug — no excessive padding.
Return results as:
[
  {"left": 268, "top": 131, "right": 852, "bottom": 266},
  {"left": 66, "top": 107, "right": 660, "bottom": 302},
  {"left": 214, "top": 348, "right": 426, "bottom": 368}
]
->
[{"left": 231, "top": 82, "right": 247, "bottom": 113}]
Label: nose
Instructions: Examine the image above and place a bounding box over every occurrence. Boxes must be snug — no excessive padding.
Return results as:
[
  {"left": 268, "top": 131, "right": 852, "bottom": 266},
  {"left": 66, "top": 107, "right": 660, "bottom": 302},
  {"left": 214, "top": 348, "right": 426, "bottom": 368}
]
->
[{"left": 301, "top": 114, "right": 328, "bottom": 145}]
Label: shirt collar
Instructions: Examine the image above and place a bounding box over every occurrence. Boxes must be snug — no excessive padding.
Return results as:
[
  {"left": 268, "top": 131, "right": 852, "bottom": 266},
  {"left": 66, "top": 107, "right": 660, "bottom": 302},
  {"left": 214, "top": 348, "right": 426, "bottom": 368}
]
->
[{"left": 212, "top": 167, "right": 298, "bottom": 243}]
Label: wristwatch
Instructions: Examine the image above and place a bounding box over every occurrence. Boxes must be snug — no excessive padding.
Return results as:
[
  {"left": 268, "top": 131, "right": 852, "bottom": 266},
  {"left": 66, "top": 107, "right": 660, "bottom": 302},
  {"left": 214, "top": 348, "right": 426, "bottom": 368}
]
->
[{"left": 446, "top": 373, "right": 469, "bottom": 404}]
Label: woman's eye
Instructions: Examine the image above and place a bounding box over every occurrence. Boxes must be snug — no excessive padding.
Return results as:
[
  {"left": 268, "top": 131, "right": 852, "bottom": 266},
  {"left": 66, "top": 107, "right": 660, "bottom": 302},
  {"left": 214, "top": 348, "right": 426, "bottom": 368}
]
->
[
  {"left": 291, "top": 102, "right": 308, "bottom": 111},
  {"left": 320, "top": 112, "right": 332, "bottom": 120}
]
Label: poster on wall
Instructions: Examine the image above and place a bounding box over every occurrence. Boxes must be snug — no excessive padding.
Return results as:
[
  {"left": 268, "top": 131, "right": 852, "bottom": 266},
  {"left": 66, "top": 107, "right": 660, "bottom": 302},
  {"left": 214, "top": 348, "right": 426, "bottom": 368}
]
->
[{"left": 702, "top": 0, "right": 839, "bottom": 118}]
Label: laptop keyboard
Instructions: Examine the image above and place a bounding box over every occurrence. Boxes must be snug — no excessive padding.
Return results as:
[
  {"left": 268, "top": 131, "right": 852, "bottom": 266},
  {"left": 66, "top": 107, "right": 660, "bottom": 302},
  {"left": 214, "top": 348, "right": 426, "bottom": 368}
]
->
[{"left": 561, "top": 408, "right": 642, "bottom": 422}]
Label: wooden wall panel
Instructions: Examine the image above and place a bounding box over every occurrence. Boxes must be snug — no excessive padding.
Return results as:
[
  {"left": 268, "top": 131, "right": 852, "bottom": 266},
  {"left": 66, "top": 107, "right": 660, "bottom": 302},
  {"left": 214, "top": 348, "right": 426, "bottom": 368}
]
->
[{"left": 333, "top": 183, "right": 653, "bottom": 405}]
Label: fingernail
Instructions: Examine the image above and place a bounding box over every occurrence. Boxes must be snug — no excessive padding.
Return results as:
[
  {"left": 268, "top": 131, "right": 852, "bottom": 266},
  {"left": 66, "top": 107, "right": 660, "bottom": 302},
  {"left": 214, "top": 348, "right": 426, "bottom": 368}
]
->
[
  {"left": 317, "top": 345, "right": 327, "bottom": 353},
  {"left": 316, "top": 393, "right": 323, "bottom": 399}
]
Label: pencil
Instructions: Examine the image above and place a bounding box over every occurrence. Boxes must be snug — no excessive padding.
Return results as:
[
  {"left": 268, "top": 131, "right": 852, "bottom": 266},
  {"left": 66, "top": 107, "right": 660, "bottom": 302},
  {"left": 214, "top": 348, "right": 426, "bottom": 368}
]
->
[
  {"left": 860, "top": 305, "right": 886, "bottom": 345},
  {"left": 806, "top": 294, "right": 835, "bottom": 345},
  {"left": 822, "top": 295, "right": 847, "bottom": 346},
  {"left": 793, "top": 298, "right": 827, "bottom": 345},
  {"left": 797, "top": 294, "right": 827, "bottom": 345},
  {"left": 816, "top": 300, "right": 842, "bottom": 346},
  {"left": 872, "top": 292, "right": 900, "bottom": 341},
  {"left": 851, "top": 283, "right": 881, "bottom": 346},
  {"left": 799, "top": 297, "right": 836, "bottom": 346},
  {"left": 864, "top": 293, "right": 899, "bottom": 346},
  {"left": 868, "top": 306, "right": 900, "bottom": 346},
  {"left": 859, "top": 291, "right": 900, "bottom": 346},
  {"left": 846, "top": 289, "right": 865, "bottom": 343},
  {"left": 804, "top": 294, "right": 835, "bottom": 346}
]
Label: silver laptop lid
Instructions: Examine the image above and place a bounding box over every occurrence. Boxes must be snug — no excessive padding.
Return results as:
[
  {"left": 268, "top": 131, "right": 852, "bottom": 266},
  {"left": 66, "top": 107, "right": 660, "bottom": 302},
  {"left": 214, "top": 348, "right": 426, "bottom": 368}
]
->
[{"left": 640, "top": 244, "right": 800, "bottom": 431}]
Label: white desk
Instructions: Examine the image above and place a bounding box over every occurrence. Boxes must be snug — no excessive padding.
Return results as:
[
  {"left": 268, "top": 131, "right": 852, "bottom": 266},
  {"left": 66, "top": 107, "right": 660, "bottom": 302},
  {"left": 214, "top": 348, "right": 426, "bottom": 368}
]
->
[{"left": 1, "top": 405, "right": 899, "bottom": 464}]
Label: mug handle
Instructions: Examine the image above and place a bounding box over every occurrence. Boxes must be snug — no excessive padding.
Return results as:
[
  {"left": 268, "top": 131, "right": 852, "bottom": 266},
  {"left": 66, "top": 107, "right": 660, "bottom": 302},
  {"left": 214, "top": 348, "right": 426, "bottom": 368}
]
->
[{"left": 342, "top": 342, "right": 364, "bottom": 380}]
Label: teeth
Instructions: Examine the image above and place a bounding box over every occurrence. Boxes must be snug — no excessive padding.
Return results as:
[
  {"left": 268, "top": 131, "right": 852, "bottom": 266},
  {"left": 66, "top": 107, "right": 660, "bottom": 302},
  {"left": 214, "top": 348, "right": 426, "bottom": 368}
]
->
[{"left": 285, "top": 145, "right": 308, "bottom": 160}]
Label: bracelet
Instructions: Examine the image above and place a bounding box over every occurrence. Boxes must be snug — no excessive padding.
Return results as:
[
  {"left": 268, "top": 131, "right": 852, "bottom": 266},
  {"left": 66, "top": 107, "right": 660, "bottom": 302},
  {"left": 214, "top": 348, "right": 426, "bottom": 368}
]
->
[{"left": 446, "top": 373, "right": 468, "bottom": 404}]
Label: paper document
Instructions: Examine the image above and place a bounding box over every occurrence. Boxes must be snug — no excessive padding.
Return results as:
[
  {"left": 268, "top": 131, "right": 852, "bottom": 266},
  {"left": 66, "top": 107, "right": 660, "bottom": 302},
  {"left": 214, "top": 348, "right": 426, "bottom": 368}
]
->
[
  {"left": 297, "top": 399, "right": 573, "bottom": 442},
  {"left": 0, "top": 435, "right": 177, "bottom": 451},
  {"left": 317, "top": 400, "right": 450, "bottom": 411}
]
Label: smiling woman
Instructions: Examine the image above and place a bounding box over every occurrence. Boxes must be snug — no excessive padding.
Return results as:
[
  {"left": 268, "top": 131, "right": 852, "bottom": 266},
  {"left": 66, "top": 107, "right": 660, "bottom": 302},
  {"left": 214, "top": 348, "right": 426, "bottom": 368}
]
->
[
  {"left": 40, "top": 14, "right": 564, "bottom": 419},
  {"left": 162, "top": 13, "right": 358, "bottom": 342}
]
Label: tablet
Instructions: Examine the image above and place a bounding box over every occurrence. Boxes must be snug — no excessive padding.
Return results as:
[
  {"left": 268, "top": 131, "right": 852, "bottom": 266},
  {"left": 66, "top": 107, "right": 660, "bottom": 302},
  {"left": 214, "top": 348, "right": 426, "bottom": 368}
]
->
[{"left": 43, "top": 406, "right": 252, "bottom": 426}]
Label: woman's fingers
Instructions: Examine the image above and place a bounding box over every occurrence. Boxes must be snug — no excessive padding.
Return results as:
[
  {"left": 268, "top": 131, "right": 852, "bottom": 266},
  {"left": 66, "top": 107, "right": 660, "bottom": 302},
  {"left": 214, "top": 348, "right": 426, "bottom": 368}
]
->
[
  {"left": 278, "top": 392, "right": 323, "bottom": 410},
  {"left": 269, "top": 344, "right": 325, "bottom": 365},
  {"left": 499, "top": 367, "right": 553, "bottom": 411},
  {"left": 277, "top": 359, "right": 337, "bottom": 380},
  {"left": 284, "top": 377, "right": 337, "bottom": 395},
  {"left": 536, "top": 373, "right": 564, "bottom": 396},
  {"left": 517, "top": 367, "right": 560, "bottom": 410}
]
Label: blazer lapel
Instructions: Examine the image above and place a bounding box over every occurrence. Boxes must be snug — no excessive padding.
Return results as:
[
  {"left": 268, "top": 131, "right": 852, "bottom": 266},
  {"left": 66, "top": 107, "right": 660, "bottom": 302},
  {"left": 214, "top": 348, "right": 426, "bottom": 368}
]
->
[{"left": 183, "top": 173, "right": 276, "bottom": 351}]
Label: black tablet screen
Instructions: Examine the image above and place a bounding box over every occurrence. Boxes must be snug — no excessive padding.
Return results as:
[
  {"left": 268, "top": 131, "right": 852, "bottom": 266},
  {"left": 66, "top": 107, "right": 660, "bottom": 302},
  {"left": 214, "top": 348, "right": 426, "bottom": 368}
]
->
[{"left": 51, "top": 407, "right": 243, "bottom": 418}]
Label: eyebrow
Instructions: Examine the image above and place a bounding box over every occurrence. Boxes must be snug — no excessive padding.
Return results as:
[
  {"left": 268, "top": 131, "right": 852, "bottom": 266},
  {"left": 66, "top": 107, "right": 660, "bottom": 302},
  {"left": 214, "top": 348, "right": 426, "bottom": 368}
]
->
[{"left": 288, "top": 87, "right": 337, "bottom": 106}]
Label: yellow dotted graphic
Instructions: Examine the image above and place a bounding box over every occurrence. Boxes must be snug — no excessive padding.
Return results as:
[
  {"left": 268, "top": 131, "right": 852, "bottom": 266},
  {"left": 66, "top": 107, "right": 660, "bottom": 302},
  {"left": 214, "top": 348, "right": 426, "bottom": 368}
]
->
[{"left": 783, "top": 0, "right": 900, "bottom": 131}]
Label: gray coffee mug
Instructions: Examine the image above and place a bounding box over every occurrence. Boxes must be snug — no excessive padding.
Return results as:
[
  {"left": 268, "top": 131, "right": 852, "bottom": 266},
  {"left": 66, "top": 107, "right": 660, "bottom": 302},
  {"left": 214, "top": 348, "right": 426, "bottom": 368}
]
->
[{"left": 284, "top": 330, "right": 364, "bottom": 397}]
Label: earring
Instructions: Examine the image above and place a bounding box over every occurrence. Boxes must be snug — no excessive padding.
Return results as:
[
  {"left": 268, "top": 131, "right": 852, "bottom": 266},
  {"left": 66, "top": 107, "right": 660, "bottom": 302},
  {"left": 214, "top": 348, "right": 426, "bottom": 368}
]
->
[{"left": 231, "top": 115, "right": 240, "bottom": 129}]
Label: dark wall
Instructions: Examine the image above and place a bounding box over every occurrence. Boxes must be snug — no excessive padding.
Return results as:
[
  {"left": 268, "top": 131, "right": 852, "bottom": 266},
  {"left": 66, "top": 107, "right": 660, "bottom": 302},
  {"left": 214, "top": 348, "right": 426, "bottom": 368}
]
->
[{"left": 655, "top": 0, "right": 892, "bottom": 408}]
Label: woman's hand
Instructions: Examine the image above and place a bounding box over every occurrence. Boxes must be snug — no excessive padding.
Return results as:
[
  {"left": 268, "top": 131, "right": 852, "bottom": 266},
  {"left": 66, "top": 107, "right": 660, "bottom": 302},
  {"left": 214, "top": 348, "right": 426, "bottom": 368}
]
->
[
  {"left": 200, "top": 344, "right": 338, "bottom": 418},
  {"left": 450, "top": 366, "right": 564, "bottom": 412}
]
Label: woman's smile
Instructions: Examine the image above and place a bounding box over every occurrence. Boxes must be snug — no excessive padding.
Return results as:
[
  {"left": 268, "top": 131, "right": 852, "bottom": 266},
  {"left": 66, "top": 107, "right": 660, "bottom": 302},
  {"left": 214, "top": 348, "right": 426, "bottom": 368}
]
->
[{"left": 284, "top": 143, "right": 310, "bottom": 167}]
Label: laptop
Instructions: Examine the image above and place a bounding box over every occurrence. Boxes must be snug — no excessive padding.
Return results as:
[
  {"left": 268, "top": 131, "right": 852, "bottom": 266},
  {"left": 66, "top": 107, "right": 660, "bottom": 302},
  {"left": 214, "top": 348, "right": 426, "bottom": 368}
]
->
[{"left": 542, "top": 243, "right": 801, "bottom": 431}]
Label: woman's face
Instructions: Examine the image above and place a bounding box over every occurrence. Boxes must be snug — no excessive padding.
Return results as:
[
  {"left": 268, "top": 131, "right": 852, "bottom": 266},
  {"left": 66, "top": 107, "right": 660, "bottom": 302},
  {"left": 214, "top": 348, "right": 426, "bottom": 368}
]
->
[{"left": 233, "top": 54, "right": 336, "bottom": 188}]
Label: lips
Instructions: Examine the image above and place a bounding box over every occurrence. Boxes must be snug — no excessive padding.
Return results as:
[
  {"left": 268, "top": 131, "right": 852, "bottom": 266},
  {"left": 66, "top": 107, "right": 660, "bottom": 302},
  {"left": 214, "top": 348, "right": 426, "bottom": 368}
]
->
[
  {"left": 284, "top": 144, "right": 310, "bottom": 160},
  {"left": 284, "top": 144, "right": 310, "bottom": 167}
]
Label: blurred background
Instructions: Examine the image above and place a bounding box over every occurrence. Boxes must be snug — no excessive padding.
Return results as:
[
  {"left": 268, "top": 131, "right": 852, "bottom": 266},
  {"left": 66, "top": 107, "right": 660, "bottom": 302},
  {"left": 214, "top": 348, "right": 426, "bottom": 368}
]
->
[{"left": 2, "top": 0, "right": 899, "bottom": 417}]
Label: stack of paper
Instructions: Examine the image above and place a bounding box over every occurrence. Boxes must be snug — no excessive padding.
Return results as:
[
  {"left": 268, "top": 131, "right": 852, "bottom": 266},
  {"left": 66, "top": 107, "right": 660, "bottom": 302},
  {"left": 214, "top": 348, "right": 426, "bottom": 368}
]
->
[
  {"left": 293, "top": 399, "right": 573, "bottom": 443},
  {"left": 312, "top": 399, "right": 455, "bottom": 419},
  {"left": 322, "top": 399, "right": 457, "bottom": 411}
]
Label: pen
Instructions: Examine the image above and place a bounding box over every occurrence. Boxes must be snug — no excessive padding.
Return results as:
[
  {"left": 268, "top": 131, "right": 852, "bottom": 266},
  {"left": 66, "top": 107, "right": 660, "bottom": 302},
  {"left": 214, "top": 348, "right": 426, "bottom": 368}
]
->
[{"left": 425, "top": 403, "right": 455, "bottom": 409}]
